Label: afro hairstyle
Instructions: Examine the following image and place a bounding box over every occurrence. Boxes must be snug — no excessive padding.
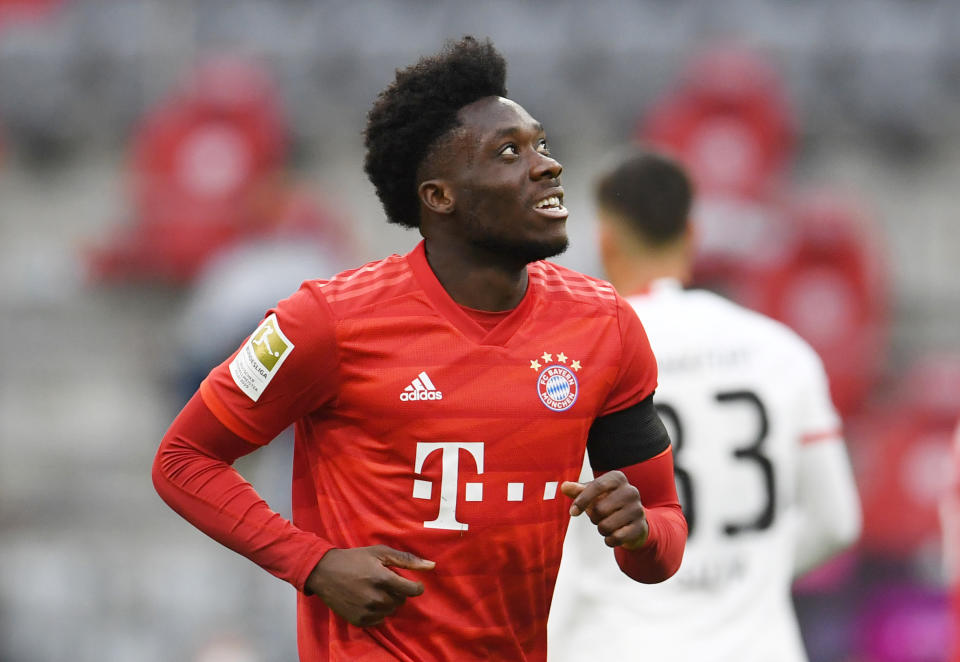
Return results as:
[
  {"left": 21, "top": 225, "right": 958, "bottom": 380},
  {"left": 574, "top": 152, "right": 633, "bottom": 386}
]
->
[{"left": 364, "top": 36, "right": 508, "bottom": 228}]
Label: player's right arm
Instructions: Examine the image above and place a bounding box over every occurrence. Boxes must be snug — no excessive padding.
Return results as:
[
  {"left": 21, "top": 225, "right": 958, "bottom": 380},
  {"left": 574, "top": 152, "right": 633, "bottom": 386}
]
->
[
  {"left": 152, "top": 282, "right": 434, "bottom": 626},
  {"left": 152, "top": 395, "right": 435, "bottom": 626},
  {"left": 152, "top": 392, "right": 333, "bottom": 590}
]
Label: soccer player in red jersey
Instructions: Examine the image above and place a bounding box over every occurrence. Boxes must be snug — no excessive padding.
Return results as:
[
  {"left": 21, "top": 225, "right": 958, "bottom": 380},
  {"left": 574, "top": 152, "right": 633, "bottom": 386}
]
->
[{"left": 153, "top": 36, "right": 686, "bottom": 661}]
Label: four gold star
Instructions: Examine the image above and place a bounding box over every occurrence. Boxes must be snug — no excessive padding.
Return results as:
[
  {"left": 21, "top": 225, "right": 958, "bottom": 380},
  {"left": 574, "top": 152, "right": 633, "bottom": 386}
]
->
[
  {"left": 530, "top": 359, "right": 541, "bottom": 370},
  {"left": 557, "top": 352, "right": 567, "bottom": 364},
  {"left": 571, "top": 360, "right": 582, "bottom": 371},
  {"left": 541, "top": 352, "right": 552, "bottom": 363}
]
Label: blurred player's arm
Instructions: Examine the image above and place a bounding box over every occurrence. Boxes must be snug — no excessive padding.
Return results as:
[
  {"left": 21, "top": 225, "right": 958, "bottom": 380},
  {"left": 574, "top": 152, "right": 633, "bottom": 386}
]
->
[
  {"left": 561, "top": 394, "right": 687, "bottom": 583},
  {"left": 791, "top": 345, "right": 862, "bottom": 577},
  {"left": 793, "top": 433, "right": 861, "bottom": 576}
]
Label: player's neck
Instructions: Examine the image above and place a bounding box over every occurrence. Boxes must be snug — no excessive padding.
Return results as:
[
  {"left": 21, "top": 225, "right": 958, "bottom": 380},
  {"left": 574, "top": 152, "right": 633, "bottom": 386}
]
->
[
  {"left": 423, "top": 239, "right": 528, "bottom": 311},
  {"left": 608, "top": 252, "right": 690, "bottom": 297}
]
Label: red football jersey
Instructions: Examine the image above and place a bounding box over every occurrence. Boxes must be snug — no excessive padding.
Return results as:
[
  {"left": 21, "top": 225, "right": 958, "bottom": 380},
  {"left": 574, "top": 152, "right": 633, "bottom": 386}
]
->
[{"left": 200, "top": 240, "right": 657, "bottom": 661}]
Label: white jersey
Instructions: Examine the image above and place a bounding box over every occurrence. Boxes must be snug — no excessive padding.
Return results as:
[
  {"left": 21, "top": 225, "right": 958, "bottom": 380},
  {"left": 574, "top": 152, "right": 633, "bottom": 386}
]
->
[{"left": 549, "top": 279, "right": 860, "bottom": 662}]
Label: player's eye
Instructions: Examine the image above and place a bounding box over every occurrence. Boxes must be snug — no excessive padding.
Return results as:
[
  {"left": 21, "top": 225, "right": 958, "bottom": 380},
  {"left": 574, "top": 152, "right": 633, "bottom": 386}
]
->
[
  {"left": 498, "top": 143, "right": 519, "bottom": 157},
  {"left": 536, "top": 139, "right": 551, "bottom": 156}
]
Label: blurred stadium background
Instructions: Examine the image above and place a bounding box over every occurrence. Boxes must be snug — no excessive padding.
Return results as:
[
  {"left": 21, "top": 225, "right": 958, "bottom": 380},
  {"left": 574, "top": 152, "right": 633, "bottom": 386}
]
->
[{"left": 1, "top": 1, "right": 959, "bottom": 660}]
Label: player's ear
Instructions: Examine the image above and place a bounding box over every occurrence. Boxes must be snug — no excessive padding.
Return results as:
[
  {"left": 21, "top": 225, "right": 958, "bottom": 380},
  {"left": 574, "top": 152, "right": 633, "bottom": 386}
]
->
[{"left": 419, "top": 180, "right": 455, "bottom": 215}]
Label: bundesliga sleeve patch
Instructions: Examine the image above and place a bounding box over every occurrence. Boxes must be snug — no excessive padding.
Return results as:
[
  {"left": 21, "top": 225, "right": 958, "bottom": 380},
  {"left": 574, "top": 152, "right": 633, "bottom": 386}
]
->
[{"left": 228, "top": 313, "right": 294, "bottom": 402}]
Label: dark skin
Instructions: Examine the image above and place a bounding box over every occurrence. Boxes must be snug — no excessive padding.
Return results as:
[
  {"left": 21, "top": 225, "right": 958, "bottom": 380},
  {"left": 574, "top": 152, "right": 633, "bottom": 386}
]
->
[
  {"left": 418, "top": 96, "right": 569, "bottom": 311},
  {"left": 305, "top": 96, "right": 648, "bottom": 627}
]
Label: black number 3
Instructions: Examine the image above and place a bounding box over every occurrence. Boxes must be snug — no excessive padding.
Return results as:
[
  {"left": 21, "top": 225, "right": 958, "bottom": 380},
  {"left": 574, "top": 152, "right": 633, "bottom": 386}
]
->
[{"left": 655, "top": 389, "right": 774, "bottom": 539}]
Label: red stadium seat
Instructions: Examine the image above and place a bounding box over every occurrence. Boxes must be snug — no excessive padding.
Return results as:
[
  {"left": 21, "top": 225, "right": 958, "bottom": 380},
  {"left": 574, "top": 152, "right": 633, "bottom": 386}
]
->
[
  {"left": 88, "top": 56, "right": 307, "bottom": 284},
  {"left": 637, "top": 46, "right": 795, "bottom": 200},
  {"left": 89, "top": 181, "right": 351, "bottom": 285},
  {"left": 692, "top": 191, "right": 888, "bottom": 416},
  {"left": 0, "top": 0, "right": 62, "bottom": 27},
  {"left": 751, "top": 193, "right": 887, "bottom": 416},
  {"left": 129, "top": 56, "right": 287, "bottom": 219},
  {"left": 853, "top": 356, "right": 960, "bottom": 559}
]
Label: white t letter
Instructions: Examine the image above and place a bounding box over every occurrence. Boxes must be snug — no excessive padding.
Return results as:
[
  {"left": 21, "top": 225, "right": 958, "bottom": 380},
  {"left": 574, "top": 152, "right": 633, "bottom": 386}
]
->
[{"left": 414, "top": 442, "right": 484, "bottom": 530}]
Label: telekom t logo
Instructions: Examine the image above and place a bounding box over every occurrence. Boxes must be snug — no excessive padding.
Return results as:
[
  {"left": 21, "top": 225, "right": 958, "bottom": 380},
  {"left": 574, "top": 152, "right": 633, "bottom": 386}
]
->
[{"left": 413, "top": 442, "right": 484, "bottom": 531}]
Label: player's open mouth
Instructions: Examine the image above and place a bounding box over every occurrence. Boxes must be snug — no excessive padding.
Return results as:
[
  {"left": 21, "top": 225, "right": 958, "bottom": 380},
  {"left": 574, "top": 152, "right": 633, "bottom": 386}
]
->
[{"left": 533, "top": 194, "right": 568, "bottom": 218}]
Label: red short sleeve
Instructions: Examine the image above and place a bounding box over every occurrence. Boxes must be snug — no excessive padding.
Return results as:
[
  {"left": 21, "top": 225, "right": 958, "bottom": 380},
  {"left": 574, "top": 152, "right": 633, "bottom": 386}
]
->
[
  {"left": 200, "top": 281, "right": 340, "bottom": 444},
  {"left": 600, "top": 294, "right": 659, "bottom": 416}
]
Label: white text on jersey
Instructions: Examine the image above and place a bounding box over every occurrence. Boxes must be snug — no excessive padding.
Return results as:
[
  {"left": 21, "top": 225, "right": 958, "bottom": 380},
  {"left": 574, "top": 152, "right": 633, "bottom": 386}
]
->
[{"left": 400, "top": 371, "right": 443, "bottom": 401}]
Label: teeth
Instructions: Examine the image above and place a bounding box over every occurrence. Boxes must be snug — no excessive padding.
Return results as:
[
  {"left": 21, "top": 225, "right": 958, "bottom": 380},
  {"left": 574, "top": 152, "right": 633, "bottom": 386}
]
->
[{"left": 536, "top": 196, "right": 562, "bottom": 209}]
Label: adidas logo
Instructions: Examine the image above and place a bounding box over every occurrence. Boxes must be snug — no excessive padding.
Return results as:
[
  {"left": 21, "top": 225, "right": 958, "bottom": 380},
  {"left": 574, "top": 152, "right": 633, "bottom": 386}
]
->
[{"left": 400, "top": 371, "right": 443, "bottom": 401}]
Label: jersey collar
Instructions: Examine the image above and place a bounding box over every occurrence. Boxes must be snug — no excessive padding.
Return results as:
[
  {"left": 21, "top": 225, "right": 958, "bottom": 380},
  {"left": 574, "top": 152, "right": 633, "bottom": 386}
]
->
[
  {"left": 629, "top": 277, "right": 684, "bottom": 298},
  {"left": 405, "top": 240, "right": 538, "bottom": 346}
]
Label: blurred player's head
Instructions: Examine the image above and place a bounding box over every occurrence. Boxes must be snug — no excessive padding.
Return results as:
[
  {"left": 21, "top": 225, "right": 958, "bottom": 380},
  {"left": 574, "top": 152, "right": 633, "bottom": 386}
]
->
[
  {"left": 594, "top": 148, "right": 694, "bottom": 293},
  {"left": 364, "top": 36, "right": 567, "bottom": 265}
]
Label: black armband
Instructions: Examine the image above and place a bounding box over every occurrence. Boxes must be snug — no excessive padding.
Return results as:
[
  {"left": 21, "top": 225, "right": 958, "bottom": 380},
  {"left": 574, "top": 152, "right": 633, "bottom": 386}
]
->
[{"left": 586, "top": 394, "right": 671, "bottom": 472}]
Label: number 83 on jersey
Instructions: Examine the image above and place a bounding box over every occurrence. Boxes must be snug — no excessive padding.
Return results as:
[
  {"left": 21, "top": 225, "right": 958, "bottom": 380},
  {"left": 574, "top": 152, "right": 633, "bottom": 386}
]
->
[{"left": 655, "top": 389, "right": 776, "bottom": 540}]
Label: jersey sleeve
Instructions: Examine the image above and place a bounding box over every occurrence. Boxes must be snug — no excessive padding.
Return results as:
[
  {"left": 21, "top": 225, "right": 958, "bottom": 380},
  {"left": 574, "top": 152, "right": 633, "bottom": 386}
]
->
[
  {"left": 605, "top": 448, "right": 687, "bottom": 583},
  {"left": 599, "top": 294, "right": 658, "bottom": 416},
  {"left": 794, "top": 340, "right": 843, "bottom": 443},
  {"left": 199, "top": 281, "right": 341, "bottom": 445},
  {"left": 152, "top": 393, "right": 335, "bottom": 592},
  {"left": 791, "top": 338, "right": 862, "bottom": 576},
  {"left": 587, "top": 394, "right": 671, "bottom": 471}
]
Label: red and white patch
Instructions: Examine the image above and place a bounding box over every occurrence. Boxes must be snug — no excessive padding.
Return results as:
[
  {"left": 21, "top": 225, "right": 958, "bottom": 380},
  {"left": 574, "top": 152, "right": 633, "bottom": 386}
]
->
[{"left": 537, "top": 365, "right": 578, "bottom": 412}]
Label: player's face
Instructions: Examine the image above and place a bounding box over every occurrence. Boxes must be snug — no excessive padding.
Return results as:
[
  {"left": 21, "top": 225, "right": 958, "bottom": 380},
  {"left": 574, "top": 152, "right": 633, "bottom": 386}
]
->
[{"left": 446, "top": 97, "right": 568, "bottom": 264}]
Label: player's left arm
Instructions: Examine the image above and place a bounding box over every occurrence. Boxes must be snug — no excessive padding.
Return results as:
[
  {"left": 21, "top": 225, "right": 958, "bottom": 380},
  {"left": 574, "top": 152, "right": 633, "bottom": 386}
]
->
[
  {"left": 793, "top": 435, "right": 861, "bottom": 577},
  {"left": 560, "top": 295, "right": 687, "bottom": 583},
  {"left": 561, "top": 395, "right": 686, "bottom": 584},
  {"left": 791, "top": 343, "right": 862, "bottom": 578}
]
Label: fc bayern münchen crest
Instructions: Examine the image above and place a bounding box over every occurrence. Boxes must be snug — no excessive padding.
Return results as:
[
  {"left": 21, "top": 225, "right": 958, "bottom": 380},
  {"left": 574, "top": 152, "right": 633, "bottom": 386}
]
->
[{"left": 537, "top": 364, "right": 578, "bottom": 412}]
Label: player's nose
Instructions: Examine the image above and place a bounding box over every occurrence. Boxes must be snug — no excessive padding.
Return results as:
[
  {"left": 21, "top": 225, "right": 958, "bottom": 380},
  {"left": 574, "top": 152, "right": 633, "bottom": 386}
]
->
[{"left": 530, "top": 152, "right": 563, "bottom": 181}]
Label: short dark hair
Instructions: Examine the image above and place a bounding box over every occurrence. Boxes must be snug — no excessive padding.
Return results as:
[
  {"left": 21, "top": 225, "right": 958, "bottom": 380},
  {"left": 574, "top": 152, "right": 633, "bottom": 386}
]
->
[
  {"left": 363, "top": 36, "right": 508, "bottom": 228},
  {"left": 594, "top": 148, "right": 694, "bottom": 245}
]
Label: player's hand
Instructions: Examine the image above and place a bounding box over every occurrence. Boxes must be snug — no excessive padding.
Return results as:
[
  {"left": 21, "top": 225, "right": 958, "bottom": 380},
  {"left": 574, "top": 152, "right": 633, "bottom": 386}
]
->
[
  {"left": 305, "top": 545, "right": 436, "bottom": 627},
  {"left": 561, "top": 471, "right": 649, "bottom": 550}
]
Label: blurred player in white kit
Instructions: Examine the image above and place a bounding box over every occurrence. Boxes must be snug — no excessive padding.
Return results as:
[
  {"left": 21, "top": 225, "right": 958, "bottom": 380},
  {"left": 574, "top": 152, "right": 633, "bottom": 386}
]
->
[{"left": 548, "top": 148, "right": 862, "bottom": 662}]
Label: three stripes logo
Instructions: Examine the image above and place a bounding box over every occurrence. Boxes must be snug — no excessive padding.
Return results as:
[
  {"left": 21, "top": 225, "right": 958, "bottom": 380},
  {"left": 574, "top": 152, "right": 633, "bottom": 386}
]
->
[{"left": 400, "top": 371, "right": 443, "bottom": 401}]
